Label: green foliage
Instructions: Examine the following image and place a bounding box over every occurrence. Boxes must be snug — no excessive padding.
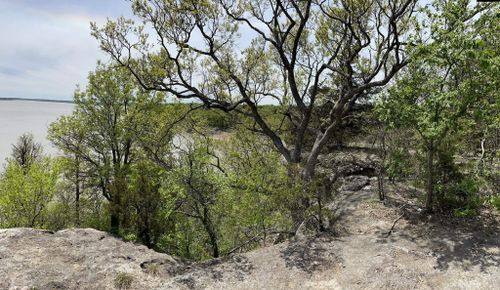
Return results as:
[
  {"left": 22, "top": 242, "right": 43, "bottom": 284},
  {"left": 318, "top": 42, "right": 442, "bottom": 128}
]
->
[
  {"left": 0, "top": 157, "right": 60, "bottom": 228},
  {"left": 48, "top": 62, "right": 166, "bottom": 234},
  {"left": 123, "top": 160, "right": 171, "bottom": 248},
  {"left": 191, "top": 108, "right": 233, "bottom": 130},
  {"left": 488, "top": 195, "right": 500, "bottom": 212},
  {"left": 1, "top": 0, "right": 496, "bottom": 264},
  {"left": 45, "top": 199, "right": 74, "bottom": 231},
  {"left": 92, "top": 0, "right": 418, "bottom": 183},
  {"left": 453, "top": 207, "right": 479, "bottom": 218},
  {"left": 375, "top": 0, "right": 498, "bottom": 211},
  {"left": 162, "top": 136, "right": 225, "bottom": 258},
  {"left": 218, "top": 130, "right": 295, "bottom": 248},
  {"left": 384, "top": 147, "right": 413, "bottom": 181},
  {"left": 440, "top": 177, "right": 483, "bottom": 217},
  {"left": 122, "top": 233, "right": 138, "bottom": 243},
  {"left": 155, "top": 129, "right": 296, "bottom": 259},
  {"left": 156, "top": 218, "right": 204, "bottom": 259}
]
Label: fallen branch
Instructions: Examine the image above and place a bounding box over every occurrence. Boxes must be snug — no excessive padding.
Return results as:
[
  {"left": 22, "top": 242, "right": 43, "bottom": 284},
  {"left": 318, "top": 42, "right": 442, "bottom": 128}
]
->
[
  {"left": 226, "top": 230, "right": 295, "bottom": 256},
  {"left": 385, "top": 205, "right": 407, "bottom": 237},
  {"left": 226, "top": 234, "right": 263, "bottom": 256}
]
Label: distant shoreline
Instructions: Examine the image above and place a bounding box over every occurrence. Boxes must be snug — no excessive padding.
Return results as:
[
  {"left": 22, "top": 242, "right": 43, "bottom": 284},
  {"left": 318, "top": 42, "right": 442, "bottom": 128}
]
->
[{"left": 0, "top": 97, "right": 74, "bottom": 104}]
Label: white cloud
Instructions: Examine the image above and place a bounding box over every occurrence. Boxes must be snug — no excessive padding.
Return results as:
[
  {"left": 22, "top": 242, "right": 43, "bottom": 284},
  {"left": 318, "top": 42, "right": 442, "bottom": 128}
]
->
[{"left": 0, "top": 0, "right": 132, "bottom": 100}]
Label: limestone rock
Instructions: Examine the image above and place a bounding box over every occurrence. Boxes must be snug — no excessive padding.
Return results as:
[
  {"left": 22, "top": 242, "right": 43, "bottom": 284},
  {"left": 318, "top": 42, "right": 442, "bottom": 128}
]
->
[
  {"left": 340, "top": 175, "right": 370, "bottom": 192},
  {"left": 0, "top": 228, "right": 184, "bottom": 290}
]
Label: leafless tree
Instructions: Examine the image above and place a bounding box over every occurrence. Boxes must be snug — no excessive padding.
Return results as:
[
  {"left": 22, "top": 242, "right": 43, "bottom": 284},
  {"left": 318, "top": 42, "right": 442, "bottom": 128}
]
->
[{"left": 11, "top": 133, "right": 42, "bottom": 169}]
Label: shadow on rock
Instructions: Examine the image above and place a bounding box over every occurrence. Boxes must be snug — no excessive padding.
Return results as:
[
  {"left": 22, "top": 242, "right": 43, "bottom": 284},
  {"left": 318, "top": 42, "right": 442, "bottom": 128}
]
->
[
  {"left": 377, "top": 197, "right": 500, "bottom": 273},
  {"left": 281, "top": 235, "right": 342, "bottom": 274}
]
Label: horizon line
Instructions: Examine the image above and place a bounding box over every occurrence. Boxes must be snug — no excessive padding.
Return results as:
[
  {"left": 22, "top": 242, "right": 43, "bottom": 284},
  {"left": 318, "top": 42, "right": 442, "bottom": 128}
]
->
[{"left": 0, "top": 97, "right": 74, "bottom": 104}]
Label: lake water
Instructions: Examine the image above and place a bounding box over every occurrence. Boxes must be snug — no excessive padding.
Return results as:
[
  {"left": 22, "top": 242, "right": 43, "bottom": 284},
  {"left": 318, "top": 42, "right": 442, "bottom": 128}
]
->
[{"left": 0, "top": 101, "right": 74, "bottom": 168}]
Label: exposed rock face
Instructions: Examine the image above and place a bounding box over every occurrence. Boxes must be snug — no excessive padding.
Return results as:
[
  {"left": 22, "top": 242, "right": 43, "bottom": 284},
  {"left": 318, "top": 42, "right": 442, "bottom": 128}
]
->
[
  {"left": 317, "top": 150, "right": 379, "bottom": 183},
  {"left": 339, "top": 175, "right": 370, "bottom": 191},
  {"left": 0, "top": 228, "right": 184, "bottom": 290}
]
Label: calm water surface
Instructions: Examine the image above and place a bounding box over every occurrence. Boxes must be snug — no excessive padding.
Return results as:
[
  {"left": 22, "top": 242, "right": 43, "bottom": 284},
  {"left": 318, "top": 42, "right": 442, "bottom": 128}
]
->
[{"left": 0, "top": 101, "right": 74, "bottom": 168}]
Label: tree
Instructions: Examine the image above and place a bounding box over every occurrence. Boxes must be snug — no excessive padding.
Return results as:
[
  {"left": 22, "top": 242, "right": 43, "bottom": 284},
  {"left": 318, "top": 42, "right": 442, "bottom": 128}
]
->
[
  {"left": 218, "top": 129, "right": 296, "bottom": 250},
  {"left": 158, "top": 130, "right": 295, "bottom": 259},
  {"left": 92, "top": 0, "right": 418, "bottom": 180},
  {"left": 49, "top": 62, "right": 163, "bottom": 233},
  {"left": 10, "top": 132, "right": 42, "bottom": 169},
  {"left": 124, "top": 160, "right": 168, "bottom": 248},
  {"left": 376, "top": 0, "right": 497, "bottom": 211},
  {"left": 167, "top": 137, "right": 224, "bottom": 258},
  {"left": 57, "top": 153, "right": 86, "bottom": 227},
  {"left": 0, "top": 157, "right": 59, "bottom": 228}
]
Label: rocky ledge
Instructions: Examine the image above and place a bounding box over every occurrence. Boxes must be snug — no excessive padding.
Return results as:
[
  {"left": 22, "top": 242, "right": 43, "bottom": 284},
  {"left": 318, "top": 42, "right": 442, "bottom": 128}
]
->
[{"left": 0, "top": 228, "right": 185, "bottom": 289}]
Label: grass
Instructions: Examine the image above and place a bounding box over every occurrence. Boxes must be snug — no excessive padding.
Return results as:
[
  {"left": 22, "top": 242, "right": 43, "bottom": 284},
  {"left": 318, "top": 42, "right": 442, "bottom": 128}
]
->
[{"left": 113, "top": 272, "right": 134, "bottom": 289}]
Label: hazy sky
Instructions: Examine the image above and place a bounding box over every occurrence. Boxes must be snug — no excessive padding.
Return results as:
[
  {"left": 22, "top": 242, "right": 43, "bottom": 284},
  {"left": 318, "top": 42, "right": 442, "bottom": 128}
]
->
[{"left": 0, "top": 0, "right": 133, "bottom": 101}]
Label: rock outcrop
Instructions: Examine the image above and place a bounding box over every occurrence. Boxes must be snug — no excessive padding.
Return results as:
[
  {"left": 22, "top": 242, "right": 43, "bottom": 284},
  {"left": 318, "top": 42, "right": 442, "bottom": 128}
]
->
[{"left": 0, "top": 228, "right": 184, "bottom": 289}]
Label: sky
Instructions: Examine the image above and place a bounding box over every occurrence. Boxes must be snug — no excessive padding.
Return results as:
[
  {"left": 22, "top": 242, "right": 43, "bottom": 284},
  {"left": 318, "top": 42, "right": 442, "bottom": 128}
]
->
[
  {"left": 0, "top": 0, "right": 133, "bottom": 101},
  {"left": 0, "top": 0, "right": 447, "bottom": 103}
]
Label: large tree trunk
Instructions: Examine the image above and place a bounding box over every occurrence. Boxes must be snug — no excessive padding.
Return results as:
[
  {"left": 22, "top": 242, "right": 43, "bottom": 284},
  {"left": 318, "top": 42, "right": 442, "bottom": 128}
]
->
[
  {"left": 201, "top": 208, "right": 219, "bottom": 258},
  {"left": 302, "top": 112, "right": 343, "bottom": 181},
  {"left": 425, "top": 142, "right": 435, "bottom": 212},
  {"left": 377, "top": 173, "right": 385, "bottom": 201},
  {"left": 377, "top": 128, "right": 387, "bottom": 201},
  {"left": 286, "top": 161, "right": 309, "bottom": 230},
  {"left": 110, "top": 211, "right": 120, "bottom": 235},
  {"left": 110, "top": 191, "right": 121, "bottom": 235},
  {"left": 292, "top": 120, "right": 340, "bottom": 231},
  {"left": 302, "top": 161, "right": 316, "bottom": 182},
  {"left": 75, "top": 183, "right": 80, "bottom": 227}
]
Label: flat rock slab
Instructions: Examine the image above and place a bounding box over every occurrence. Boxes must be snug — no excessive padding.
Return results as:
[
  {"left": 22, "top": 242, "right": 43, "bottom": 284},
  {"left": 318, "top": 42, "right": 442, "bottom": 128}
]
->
[{"left": 0, "top": 228, "right": 183, "bottom": 290}]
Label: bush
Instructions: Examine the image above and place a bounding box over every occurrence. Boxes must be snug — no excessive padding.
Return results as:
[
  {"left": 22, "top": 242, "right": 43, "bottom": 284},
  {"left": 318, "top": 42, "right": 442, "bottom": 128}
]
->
[
  {"left": 437, "top": 177, "right": 483, "bottom": 217},
  {"left": 488, "top": 195, "right": 500, "bottom": 212},
  {"left": 144, "top": 263, "right": 160, "bottom": 276},
  {"left": 0, "top": 158, "right": 60, "bottom": 228},
  {"left": 384, "top": 147, "right": 413, "bottom": 180},
  {"left": 122, "top": 233, "right": 138, "bottom": 243},
  {"left": 453, "top": 207, "right": 480, "bottom": 217},
  {"left": 193, "top": 109, "right": 233, "bottom": 130}
]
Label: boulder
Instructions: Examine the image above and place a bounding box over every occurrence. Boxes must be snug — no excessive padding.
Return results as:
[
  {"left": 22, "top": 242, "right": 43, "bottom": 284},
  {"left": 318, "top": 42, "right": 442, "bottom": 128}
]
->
[{"left": 340, "top": 175, "right": 370, "bottom": 192}]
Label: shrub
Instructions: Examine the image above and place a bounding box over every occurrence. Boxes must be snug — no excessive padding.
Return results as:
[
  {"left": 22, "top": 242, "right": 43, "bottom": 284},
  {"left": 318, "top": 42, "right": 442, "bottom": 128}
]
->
[
  {"left": 0, "top": 158, "right": 60, "bottom": 228},
  {"left": 144, "top": 263, "right": 160, "bottom": 276},
  {"left": 453, "top": 207, "right": 480, "bottom": 218},
  {"left": 488, "top": 195, "right": 500, "bottom": 212},
  {"left": 437, "top": 177, "right": 483, "bottom": 217},
  {"left": 122, "top": 233, "right": 138, "bottom": 243},
  {"left": 194, "top": 109, "right": 233, "bottom": 130},
  {"left": 384, "top": 147, "right": 413, "bottom": 181}
]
